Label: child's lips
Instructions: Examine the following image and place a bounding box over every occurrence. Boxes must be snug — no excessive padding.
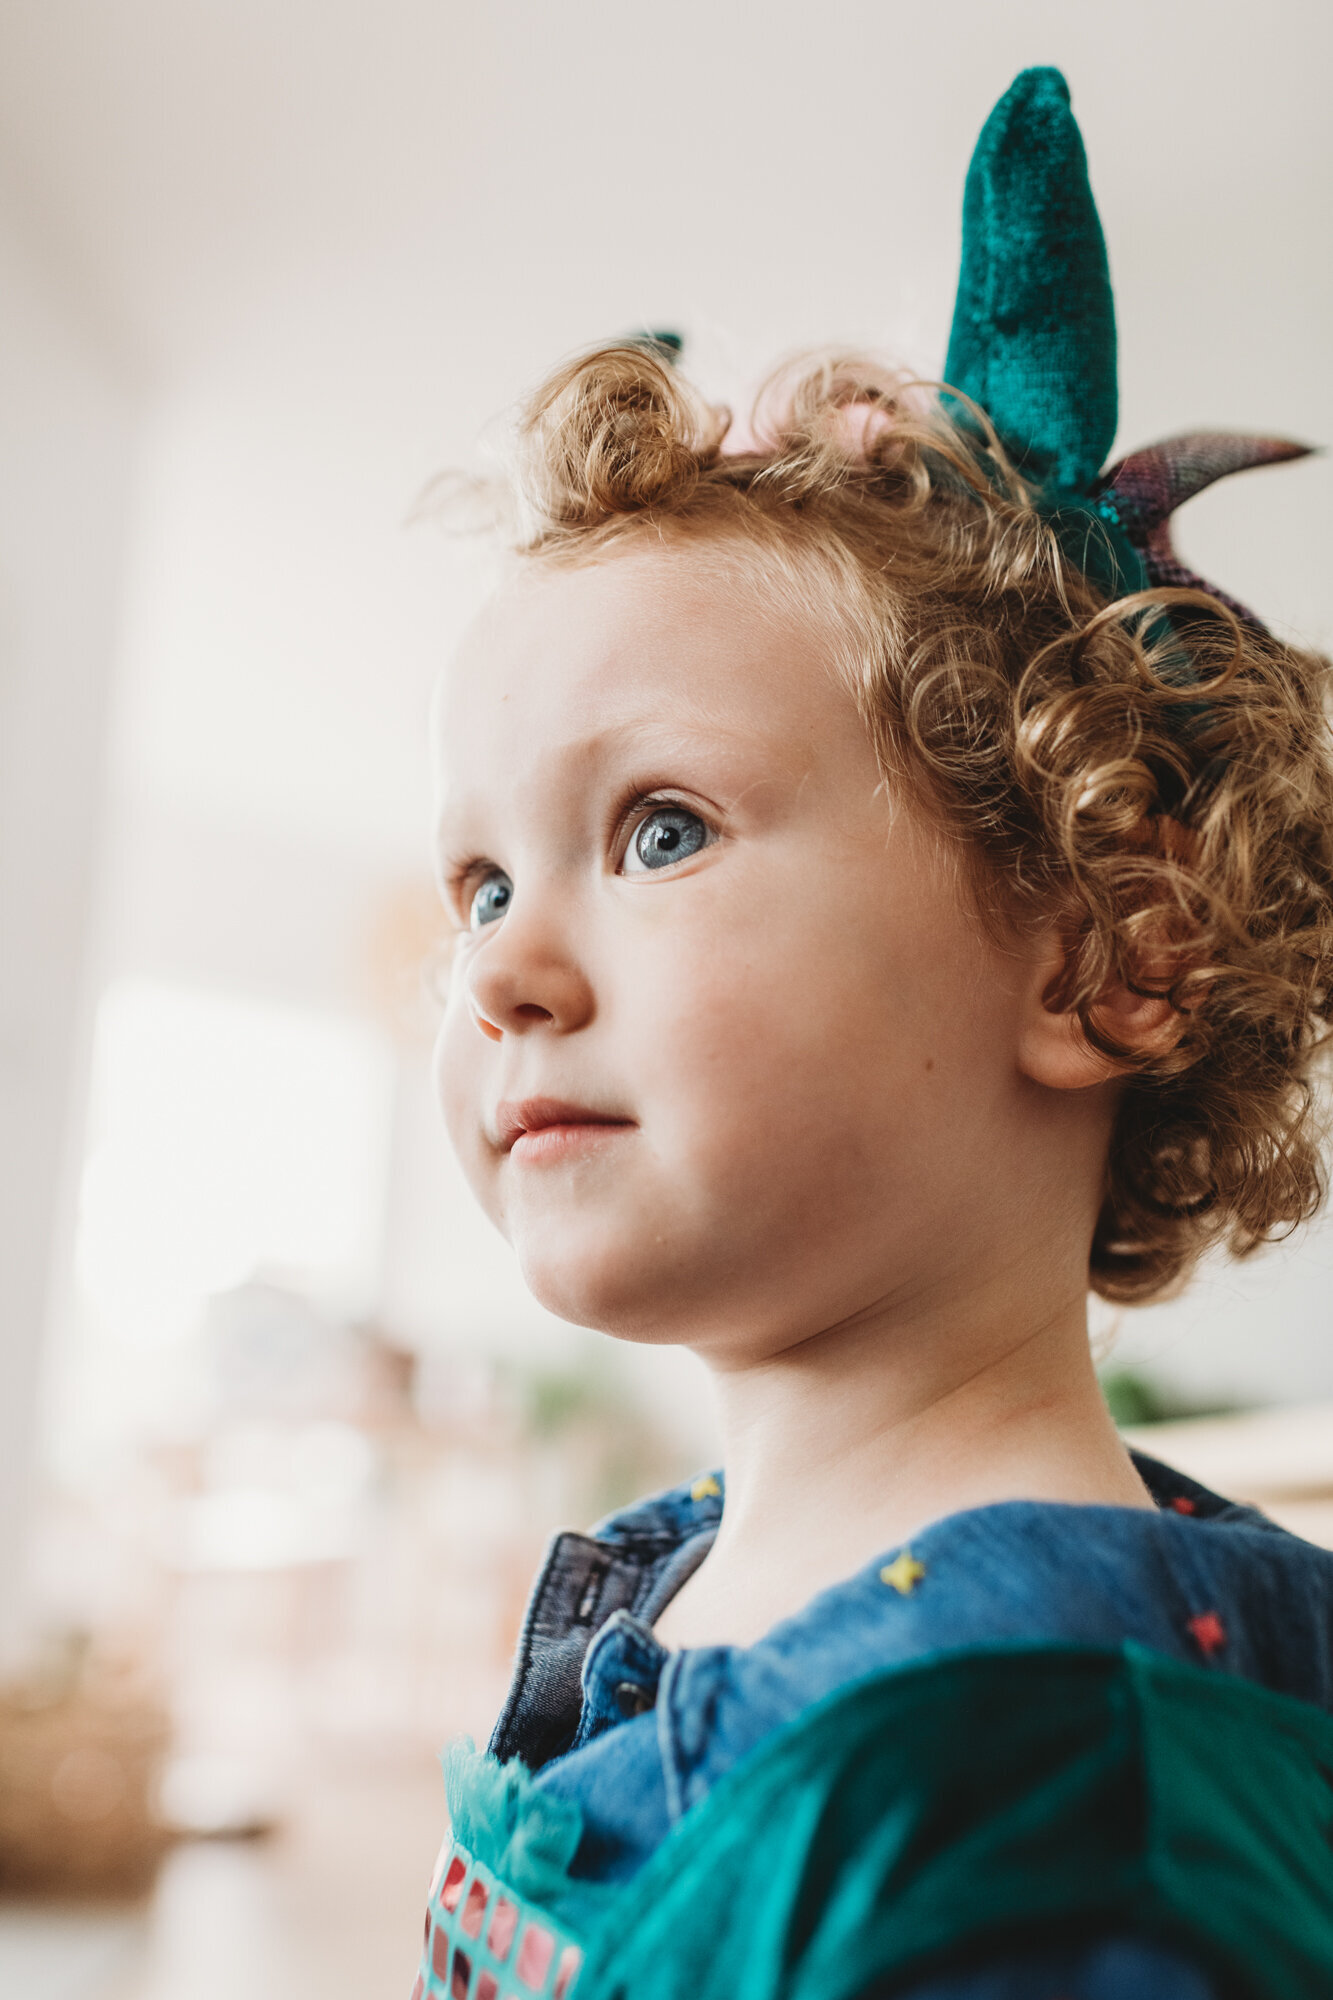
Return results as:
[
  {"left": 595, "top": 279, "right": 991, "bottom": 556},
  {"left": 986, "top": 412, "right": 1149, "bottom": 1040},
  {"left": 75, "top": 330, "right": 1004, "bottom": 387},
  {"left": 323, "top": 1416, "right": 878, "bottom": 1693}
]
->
[{"left": 494, "top": 1097, "right": 636, "bottom": 1161}]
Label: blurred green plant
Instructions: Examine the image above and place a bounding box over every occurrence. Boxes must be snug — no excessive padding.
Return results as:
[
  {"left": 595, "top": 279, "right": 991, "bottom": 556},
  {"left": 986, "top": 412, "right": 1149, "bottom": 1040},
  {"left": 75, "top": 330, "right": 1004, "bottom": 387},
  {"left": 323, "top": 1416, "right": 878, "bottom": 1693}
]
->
[
  {"left": 1099, "top": 1368, "right": 1242, "bottom": 1428},
  {"left": 503, "top": 1351, "right": 692, "bottom": 1519}
]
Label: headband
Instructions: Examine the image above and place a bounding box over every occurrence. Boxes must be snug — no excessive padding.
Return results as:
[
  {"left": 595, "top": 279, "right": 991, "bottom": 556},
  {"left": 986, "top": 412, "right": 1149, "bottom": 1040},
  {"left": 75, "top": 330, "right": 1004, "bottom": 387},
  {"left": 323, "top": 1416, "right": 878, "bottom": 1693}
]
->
[
  {"left": 944, "top": 66, "right": 1310, "bottom": 631},
  {"left": 641, "top": 70, "right": 1308, "bottom": 632}
]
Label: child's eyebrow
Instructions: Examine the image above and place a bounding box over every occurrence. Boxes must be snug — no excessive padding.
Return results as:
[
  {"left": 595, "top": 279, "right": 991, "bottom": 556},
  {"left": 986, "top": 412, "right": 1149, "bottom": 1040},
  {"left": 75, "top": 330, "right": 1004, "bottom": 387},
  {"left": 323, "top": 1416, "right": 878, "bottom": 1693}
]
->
[
  {"left": 538, "top": 711, "right": 777, "bottom": 771},
  {"left": 432, "top": 711, "right": 794, "bottom": 866}
]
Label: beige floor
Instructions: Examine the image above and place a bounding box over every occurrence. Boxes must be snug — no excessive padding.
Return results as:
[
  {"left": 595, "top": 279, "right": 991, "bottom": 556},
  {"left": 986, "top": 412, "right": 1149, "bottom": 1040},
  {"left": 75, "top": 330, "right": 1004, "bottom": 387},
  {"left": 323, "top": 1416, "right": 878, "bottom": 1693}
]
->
[{"left": 1, "top": 1741, "right": 446, "bottom": 2000}]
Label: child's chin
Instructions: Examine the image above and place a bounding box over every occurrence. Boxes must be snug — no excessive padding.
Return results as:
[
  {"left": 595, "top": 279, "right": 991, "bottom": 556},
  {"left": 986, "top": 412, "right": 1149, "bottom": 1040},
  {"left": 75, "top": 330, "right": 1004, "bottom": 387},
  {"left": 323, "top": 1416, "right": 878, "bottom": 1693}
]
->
[{"left": 516, "top": 1236, "right": 692, "bottom": 1344}]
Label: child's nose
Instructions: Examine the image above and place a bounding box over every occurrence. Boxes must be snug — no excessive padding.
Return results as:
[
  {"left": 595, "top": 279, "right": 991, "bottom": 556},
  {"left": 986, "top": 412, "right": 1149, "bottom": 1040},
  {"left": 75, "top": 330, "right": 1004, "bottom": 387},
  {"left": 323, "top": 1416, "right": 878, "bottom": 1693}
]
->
[{"left": 463, "top": 918, "right": 594, "bottom": 1039}]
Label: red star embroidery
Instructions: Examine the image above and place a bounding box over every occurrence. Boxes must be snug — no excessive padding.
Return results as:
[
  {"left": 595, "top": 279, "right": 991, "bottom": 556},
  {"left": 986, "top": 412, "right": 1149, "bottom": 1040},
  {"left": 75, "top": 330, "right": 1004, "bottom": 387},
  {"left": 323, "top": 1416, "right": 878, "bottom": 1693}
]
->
[
  {"left": 1187, "top": 1611, "right": 1226, "bottom": 1658},
  {"left": 1171, "top": 1496, "right": 1196, "bottom": 1515}
]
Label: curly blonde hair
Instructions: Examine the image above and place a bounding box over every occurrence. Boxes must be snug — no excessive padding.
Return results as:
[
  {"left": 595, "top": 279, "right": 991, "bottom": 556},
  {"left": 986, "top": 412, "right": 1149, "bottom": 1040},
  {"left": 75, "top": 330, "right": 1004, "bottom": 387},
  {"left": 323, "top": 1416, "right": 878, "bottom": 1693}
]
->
[{"left": 486, "top": 342, "right": 1333, "bottom": 1304}]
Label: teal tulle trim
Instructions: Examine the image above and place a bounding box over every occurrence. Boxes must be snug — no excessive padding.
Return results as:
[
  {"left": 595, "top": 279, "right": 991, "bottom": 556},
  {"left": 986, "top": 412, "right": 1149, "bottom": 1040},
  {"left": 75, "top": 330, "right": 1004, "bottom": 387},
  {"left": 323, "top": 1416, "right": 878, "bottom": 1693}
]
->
[
  {"left": 441, "top": 1739, "right": 612, "bottom": 1936},
  {"left": 442, "top": 1739, "right": 582, "bottom": 1902}
]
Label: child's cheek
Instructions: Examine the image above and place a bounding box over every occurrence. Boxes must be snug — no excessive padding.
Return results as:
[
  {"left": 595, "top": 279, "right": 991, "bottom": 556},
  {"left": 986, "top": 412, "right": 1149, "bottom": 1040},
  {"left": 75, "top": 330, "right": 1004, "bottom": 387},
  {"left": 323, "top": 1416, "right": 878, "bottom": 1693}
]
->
[{"left": 432, "top": 991, "right": 505, "bottom": 1224}]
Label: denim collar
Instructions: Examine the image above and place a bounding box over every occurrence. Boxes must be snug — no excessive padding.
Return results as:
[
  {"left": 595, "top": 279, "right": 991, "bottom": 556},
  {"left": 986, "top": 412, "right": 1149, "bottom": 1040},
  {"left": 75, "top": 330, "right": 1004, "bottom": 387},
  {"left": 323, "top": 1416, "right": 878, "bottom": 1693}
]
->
[{"left": 487, "top": 1451, "right": 1281, "bottom": 1770}]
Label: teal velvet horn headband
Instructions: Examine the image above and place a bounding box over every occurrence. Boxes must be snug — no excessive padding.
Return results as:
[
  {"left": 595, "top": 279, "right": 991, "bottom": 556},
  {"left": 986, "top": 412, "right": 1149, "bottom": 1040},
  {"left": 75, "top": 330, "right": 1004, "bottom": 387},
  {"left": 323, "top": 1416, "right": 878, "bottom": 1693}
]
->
[
  {"left": 942, "top": 65, "right": 1309, "bottom": 630},
  {"left": 643, "top": 68, "right": 1308, "bottom": 631}
]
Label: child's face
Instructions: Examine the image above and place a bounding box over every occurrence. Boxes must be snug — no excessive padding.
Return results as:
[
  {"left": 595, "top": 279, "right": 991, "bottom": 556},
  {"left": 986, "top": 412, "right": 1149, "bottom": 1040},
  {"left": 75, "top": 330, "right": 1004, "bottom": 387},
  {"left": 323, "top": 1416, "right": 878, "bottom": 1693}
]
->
[{"left": 434, "top": 543, "right": 1060, "bottom": 1361}]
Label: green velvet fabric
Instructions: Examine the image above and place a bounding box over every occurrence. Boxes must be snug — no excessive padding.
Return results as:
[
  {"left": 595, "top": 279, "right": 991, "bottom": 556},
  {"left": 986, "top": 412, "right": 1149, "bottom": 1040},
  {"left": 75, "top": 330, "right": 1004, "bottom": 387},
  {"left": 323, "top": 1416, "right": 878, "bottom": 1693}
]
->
[
  {"left": 944, "top": 68, "right": 1118, "bottom": 497},
  {"left": 1045, "top": 497, "right": 1148, "bottom": 602},
  {"left": 565, "top": 1645, "right": 1333, "bottom": 2000}
]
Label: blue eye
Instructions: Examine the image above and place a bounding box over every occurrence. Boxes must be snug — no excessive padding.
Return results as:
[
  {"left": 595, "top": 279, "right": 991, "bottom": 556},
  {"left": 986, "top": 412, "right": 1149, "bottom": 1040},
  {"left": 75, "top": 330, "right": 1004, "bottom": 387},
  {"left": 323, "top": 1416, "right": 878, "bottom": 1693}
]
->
[
  {"left": 469, "top": 871, "right": 513, "bottom": 928},
  {"left": 622, "top": 807, "right": 710, "bottom": 875}
]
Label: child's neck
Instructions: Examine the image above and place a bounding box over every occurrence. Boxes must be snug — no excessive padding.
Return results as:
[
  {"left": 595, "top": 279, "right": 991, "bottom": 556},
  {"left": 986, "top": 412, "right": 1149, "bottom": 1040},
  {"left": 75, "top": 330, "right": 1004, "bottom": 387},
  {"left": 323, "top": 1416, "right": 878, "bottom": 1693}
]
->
[{"left": 652, "top": 1266, "right": 1151, "bottom": 1651}]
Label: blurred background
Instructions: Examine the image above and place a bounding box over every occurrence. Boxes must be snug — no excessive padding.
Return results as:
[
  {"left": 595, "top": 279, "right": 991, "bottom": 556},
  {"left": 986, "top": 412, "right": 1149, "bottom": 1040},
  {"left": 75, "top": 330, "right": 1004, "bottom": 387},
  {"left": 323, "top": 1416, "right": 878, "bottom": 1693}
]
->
[{"left": 0, "top": 2, "right": 1330, "bottom": 1995}]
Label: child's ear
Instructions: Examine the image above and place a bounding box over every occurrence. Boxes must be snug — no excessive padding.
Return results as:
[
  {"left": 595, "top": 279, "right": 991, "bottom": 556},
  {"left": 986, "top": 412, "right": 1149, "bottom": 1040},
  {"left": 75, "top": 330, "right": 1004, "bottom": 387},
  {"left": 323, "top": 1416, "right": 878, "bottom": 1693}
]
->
[{"left": 1016, "top": 929, "right": 1187, "bottom": 1091}]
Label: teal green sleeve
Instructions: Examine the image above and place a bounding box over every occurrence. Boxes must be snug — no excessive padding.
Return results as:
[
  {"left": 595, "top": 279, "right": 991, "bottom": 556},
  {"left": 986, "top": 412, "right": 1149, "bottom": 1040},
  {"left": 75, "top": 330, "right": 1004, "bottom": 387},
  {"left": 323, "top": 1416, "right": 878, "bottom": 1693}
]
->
[{"left": 576, "top": 1645, "right": 1333, "bottom": 2000}]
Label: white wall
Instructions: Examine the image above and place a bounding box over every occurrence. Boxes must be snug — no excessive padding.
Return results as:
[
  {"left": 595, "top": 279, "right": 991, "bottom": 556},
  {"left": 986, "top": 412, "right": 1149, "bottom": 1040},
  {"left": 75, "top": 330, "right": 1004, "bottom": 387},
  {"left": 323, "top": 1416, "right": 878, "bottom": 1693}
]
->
[{"left": 0, "top": 194, "right": 137, "bottom": 1655}]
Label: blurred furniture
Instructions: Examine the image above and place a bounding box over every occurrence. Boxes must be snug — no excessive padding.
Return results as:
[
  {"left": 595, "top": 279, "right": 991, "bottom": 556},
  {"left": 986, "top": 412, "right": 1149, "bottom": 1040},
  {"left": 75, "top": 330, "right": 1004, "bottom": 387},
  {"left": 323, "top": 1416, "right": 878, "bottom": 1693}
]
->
[
  {"left": 0, "top": 1644, "right": 170, "bottom": 1897},
  {"left": 1126, "top": 1401, "right": 1333, "bottom": 1547}
]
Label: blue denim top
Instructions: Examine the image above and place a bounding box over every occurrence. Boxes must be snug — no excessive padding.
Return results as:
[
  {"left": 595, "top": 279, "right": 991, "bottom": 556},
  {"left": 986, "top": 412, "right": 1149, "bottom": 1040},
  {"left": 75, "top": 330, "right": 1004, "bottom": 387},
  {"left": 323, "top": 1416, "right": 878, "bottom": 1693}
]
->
[{"left": 487, "top": 1451, "right": 1333, "bottom": 1889}]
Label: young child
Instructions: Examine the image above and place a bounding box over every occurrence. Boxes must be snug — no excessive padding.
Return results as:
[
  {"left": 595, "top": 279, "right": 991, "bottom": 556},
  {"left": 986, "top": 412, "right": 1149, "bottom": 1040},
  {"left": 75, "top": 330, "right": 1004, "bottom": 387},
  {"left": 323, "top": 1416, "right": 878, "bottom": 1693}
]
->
[{"left": 415, "top": 70, "right": 1333, "bottom": 2000}]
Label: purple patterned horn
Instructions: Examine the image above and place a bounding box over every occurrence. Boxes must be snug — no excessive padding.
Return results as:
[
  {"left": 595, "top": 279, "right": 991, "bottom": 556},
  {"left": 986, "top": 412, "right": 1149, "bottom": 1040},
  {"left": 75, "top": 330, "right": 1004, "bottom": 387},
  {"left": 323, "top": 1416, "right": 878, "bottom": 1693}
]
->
[{"left": 1099, "top": 433, "right": 1313, "bottom": 630}]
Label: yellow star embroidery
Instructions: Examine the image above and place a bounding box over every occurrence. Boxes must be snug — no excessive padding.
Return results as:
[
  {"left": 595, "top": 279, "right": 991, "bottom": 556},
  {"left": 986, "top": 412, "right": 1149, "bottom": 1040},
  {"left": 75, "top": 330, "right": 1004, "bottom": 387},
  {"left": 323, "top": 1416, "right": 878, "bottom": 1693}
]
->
[
  {"left": 690, "top": 1474, "right": 721, "bottom": 1502},
  {"left": 880, "top": 1550, "right": 927, "bottom": 1596}
]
